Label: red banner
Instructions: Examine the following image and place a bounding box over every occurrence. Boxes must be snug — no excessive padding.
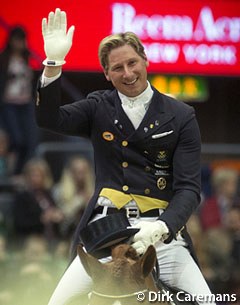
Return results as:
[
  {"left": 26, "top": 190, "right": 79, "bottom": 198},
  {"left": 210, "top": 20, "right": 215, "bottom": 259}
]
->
[{"left": 1, "top": 0, "right": 240, "bottom": 75}]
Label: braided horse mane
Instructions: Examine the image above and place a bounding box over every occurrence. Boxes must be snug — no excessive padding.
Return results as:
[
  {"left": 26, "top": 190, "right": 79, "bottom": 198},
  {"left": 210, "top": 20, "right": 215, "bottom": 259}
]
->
[{"left": 78, "top": 244, "right": 160, "bottom": 305}]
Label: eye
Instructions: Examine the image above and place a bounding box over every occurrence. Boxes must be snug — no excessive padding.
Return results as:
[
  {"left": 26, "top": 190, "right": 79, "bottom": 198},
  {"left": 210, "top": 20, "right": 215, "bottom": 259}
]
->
[
  {"left": 112, "top": 66, "right": 122, "bottom": 72},
  {"left": 129, "top": 60, "right": 136, "bottom": 66}
]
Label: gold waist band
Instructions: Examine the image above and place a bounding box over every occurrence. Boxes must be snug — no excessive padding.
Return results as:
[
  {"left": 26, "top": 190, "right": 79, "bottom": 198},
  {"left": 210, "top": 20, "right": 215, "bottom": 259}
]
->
[{"left": 99, "top": 188, "right": 169, "bottom": 212}]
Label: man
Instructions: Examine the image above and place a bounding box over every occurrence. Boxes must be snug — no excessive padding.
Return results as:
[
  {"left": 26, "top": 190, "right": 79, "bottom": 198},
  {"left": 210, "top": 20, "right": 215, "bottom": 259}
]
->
[{"left": 37, "top": 8, "right": 214, "bottom": 305}]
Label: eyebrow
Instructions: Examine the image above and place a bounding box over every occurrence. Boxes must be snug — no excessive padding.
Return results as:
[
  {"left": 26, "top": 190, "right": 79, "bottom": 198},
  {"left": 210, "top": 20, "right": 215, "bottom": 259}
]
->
[{"left": 110, "top": 57, "right": 138, "bottom": 70}]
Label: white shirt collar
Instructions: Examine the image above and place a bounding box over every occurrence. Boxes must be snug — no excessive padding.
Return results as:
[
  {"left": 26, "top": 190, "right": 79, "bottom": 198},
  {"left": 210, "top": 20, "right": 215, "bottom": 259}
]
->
[{"left": 118, "top": 81, "right": 153, "bottom": 109}]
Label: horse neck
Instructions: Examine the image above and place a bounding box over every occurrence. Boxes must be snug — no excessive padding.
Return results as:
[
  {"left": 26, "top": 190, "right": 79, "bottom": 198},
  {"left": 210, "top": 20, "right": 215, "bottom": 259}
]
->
[{"left": 145, "top": 273, "right": 159, "bottom": 292}]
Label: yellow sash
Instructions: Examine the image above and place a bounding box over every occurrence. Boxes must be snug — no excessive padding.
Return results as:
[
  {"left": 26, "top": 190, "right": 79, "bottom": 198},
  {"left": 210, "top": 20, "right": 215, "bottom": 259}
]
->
[{"left": 99, "top": 188, "right": 168, "bottom": 212}]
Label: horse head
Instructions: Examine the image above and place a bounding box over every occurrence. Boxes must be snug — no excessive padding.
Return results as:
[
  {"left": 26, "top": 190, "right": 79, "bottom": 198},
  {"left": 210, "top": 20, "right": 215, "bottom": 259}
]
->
[{"left": 77, "top": 244, "right": 158, "bottom": 305}]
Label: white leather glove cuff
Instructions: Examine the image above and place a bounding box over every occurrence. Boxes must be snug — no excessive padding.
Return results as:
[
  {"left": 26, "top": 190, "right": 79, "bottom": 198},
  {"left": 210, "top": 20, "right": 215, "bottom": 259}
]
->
[
  {"left": 150, "top": 220, "right": 170, "bottom": 243},
  {"left": 42, "top": 59, "right": 66, "bottom": 66}
]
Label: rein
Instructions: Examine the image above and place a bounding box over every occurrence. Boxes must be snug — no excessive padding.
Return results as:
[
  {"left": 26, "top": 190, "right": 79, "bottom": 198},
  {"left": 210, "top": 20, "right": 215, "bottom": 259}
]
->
[{"left": 91, "top": 288, "right": 148, "bottom": 299}]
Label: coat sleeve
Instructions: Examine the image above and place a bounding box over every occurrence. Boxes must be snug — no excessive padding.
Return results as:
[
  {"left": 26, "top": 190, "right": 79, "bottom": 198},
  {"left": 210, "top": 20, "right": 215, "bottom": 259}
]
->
[
  {"left": 159, "top": 107, "right": 201, "bottom": 240},
  {"left": 35, "top": 77, "right": 97, "bottom": 138}
]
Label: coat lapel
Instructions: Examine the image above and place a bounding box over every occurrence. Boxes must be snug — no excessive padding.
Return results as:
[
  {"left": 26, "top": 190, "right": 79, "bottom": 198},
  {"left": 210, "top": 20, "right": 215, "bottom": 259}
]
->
[{"left": 104, "top": 90, "right": 136, "bottom": 137}]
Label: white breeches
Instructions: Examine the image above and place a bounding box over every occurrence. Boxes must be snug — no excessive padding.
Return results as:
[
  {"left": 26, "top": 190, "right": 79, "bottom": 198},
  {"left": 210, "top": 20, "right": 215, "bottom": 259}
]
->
[{"left": 47, "top": 216, "right": 214, "bottom": 305}]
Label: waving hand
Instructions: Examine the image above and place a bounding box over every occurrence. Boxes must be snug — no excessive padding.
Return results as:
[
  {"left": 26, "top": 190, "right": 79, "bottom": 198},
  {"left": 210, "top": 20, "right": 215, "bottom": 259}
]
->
[{"left": 42, "top": 8, "right": 75, "bottom": 66}]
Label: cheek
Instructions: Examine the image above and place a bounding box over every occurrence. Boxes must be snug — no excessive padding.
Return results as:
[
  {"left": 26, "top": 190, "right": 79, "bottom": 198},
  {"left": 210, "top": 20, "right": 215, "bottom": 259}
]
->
[
  {"left": 109, "top": 75, "right": 120, "bottom": 86},
  {"left": 105, "top": 71, "right": 124, "bottom": 88}
]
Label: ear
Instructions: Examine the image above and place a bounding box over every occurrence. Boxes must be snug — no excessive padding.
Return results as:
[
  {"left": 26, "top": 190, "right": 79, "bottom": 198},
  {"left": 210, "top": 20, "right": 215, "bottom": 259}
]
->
[
  {"left": 142, "top": 53, "right": 149, "bottom": 67},
  {"left": 104, "top": 69, "right": 110, "bottom": 81},
  {"left": 139, "top": 245, "right": 156, "bottom": 278},
  {"left": 77, "top": 244, "right": 104, "bottom": 278}
]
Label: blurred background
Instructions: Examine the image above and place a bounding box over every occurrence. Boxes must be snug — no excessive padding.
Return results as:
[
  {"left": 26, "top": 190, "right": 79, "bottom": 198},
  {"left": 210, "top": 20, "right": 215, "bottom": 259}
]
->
[{"left": 0, "top": 0, "right": 240, "bottom": 304}]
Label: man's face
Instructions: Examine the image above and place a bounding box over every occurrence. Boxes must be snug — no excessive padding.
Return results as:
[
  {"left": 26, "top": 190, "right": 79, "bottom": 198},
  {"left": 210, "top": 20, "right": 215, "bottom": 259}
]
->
[{"left": 104, "top": 44, "right": 148, "bottom": 97}]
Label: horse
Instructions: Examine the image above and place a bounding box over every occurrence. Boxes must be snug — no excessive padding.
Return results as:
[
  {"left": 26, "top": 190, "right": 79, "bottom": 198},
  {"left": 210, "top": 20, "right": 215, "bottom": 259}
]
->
[{"left": 77, "top": 243, "right": 166, "bottom": 305}]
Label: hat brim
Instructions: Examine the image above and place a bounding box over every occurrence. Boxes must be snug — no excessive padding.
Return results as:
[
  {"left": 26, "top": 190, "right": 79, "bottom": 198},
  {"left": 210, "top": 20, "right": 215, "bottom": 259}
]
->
[
  {"left": 89, "top": 227, "right": 140, "bottom": 252},
  {"left": 79, "top": 213, "right": 139, "bottom": 253}
]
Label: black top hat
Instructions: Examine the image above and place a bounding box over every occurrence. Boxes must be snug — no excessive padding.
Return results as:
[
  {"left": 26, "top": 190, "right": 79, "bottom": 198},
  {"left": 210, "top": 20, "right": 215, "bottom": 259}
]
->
[{"left": 79, "top": 212, "right": 139, "bottom": 256}]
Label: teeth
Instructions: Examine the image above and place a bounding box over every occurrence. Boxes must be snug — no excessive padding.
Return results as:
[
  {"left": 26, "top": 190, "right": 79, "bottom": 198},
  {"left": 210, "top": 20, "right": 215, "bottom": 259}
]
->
[{"left": 125, "top": 79, "right": 137, "bottom": 85}]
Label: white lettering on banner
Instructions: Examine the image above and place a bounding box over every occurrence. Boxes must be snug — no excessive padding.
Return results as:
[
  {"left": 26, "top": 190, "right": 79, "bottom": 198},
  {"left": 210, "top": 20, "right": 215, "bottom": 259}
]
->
[
  {"left": 112, "top": 3, "right": 240, "bottom": 42},
  {"left": 143, "top": 43, "right": 180, "bottom": 63},
  {"left": 194, "top": 7, "right": 240, "bottom": 42},
  {"left": 112, "top": 3, "right": 193, "bottom": 40},
  {"left": 183, "top": 44, "right": 237, "bottom": 65},
  {"left": 111, "top": 3, "right": 240, "bottom": 66}
]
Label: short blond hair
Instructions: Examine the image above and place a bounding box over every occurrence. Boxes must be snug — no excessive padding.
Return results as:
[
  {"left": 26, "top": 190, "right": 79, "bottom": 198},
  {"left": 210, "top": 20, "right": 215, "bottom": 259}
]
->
[{"left": 98, "top": 32, "right": 146, "bottom": 71}]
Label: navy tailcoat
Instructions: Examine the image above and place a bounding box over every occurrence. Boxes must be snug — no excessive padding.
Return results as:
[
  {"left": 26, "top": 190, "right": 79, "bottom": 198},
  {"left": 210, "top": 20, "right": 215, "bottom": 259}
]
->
[{"left": 36, "top": 77, "right": 201, "bottom": 259}]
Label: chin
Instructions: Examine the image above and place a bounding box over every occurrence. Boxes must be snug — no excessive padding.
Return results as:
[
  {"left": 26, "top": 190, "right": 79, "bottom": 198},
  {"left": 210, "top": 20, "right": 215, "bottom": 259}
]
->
[
  {"left": 123, "top": 86, "right": 141, "bottom": 97},
  {"left": 124, "top": 90, "right": 139, "bottom": 97}
]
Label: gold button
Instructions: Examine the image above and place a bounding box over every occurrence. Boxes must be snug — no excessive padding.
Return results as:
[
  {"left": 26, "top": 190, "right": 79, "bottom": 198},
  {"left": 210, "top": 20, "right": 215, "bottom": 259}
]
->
[
  {"left": 144, "top": 188, "right": 151, "bottom": 195},
  {"left": 122, "top": 140, "right": 128, "bottom": 147},
  {"left": 145, "top": 166, "right": 151, "bottom": 172},
  {"left": 157, "top": 177, "right": 167, "bottom": 190},
  {"left": 122, "top": 185, "right": 129, "bottom": 192},
  {"left": 122, "top": 162, "right": 128, "bottom": 168}
]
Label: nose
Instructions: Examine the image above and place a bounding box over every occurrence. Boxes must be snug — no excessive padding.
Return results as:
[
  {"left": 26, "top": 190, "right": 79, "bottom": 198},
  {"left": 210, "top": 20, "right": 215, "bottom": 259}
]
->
[{"left": 122, "top": 66, "right": 133, "bottom": 79}]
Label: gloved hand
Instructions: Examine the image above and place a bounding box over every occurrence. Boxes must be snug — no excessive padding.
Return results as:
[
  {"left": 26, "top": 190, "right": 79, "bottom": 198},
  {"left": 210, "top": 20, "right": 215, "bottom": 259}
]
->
[
  {"left": 131, "top": 220, "right": 169, "bottom": 255},
  {"left": 42, "top": 8, "right": 75, "bottom": 66}
]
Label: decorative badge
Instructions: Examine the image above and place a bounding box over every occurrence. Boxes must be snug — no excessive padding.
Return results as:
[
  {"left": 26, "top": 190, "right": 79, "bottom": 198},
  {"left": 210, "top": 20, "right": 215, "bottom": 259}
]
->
[
  {"left": 102, "top": 131, "right": 114, "bottom": 141},
  {"left": 157, "top": 177, "right": 167, "bottom": 190},
  {"left": 157, "top": 151, "right": 167, "bottom": 160}
]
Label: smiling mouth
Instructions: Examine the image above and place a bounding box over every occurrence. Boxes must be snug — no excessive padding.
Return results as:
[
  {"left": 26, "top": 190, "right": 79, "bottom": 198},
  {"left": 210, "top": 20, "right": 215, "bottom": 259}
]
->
[{"left": 123, "top": 78, "right": 138, "bottom": 85}]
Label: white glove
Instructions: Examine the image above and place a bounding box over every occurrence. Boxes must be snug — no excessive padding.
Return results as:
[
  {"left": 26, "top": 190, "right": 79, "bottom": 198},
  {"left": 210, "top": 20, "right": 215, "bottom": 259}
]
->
[
  {"left": 42, "top": 8, "right": 75, "bottom": 66},
  {"left": 131, "top": 220, "right": 169, "bottom": 255}
]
